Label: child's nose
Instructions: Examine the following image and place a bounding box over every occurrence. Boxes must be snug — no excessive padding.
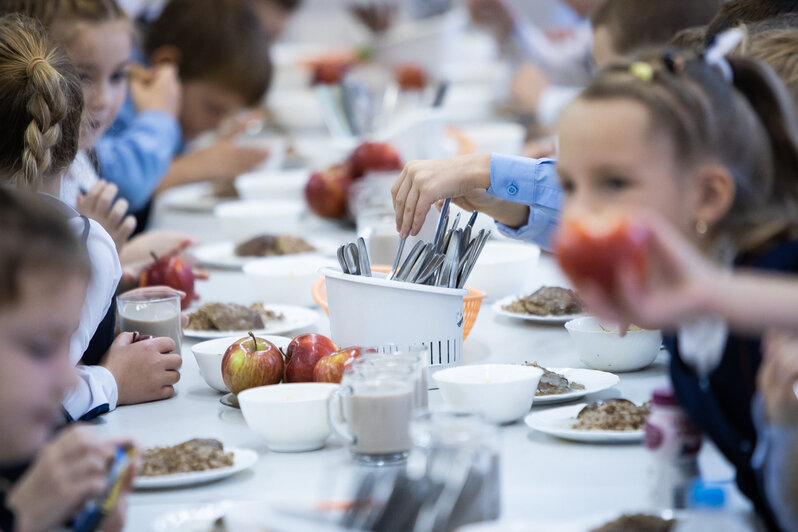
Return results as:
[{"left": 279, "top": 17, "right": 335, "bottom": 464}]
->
[{"left": 89, "top": 83, "right": 111, "bottom": 111}]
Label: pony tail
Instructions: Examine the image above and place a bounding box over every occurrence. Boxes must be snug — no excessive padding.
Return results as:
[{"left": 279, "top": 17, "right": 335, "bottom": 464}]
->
[{"left": 729, "top": 57, "right": 798, "bottom": 223}]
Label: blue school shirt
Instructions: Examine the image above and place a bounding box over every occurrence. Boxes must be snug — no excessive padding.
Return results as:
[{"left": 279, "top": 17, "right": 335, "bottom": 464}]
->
[
  {"left": 95, "top": 101, "right": 181, "bottom": 211},
  {"left": 486, "top": 153, "right": 562, "bottom": 250},
  {"left": 665, "top": 238, "right": 798, "bottom": 531}
]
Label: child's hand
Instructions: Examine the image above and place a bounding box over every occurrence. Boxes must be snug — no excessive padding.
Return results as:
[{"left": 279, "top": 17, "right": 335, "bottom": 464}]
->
[
  {"left": 77, "top": 180, "right": 137, "bottom": 252},
  {"left": 129, "top": 63, "right": 181, "bottom": 118},
  {"left": 100, "top": 332, "right": 181, "bottom": 405},
  {"left": 178, "top": 139, "right": 271, "bottom": 182},
  {"left": 391, "top": 154, "right": 492, "bottom": 238},
  {"left": 509, "top": 64, "right": 549, "bottom": 116},
  {"left": 572, "top": 212, "right": 718, "bottom": 332},
  {"left": 7, "top": 425, "right": 121, "bottom": 532},
  {"left": 467, "top": 0, "right": 515, "bottom": 37},
  {"left": 760, "top": 330, "right": 798, "bottom": 426}
]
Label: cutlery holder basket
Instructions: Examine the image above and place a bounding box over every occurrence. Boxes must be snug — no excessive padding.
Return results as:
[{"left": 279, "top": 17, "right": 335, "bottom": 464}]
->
[{"left": 322, "top": 268, "right": 467, "bottom": 376}]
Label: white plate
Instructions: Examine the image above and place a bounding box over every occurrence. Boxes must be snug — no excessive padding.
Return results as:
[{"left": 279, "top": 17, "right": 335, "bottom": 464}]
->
[
  {"left": 183, "top": 304, "right": 319, "bottom": 339},
  {"left": 524, "top": 403, "right": 644, "bottom": 443},
  {"left": 134, "top": 447, "right": 258, "bottom": 489},
  {"left": 192, "top": 239, "right": 337, "bottom": 270},
  {"left": 493, "top": 294, "right": 586, "bottom": 324},
  {"left": 159, "top": 182, "right": 231, "bottom": 213},
  {"left": 151, "top": 499, "right": 354, "bottom": 532},
  {"left": 460, "top": 511, "right": 680, "bottom": 532},
  {"left": 533, "top": 368, "right": 620, "bottom": 405}
]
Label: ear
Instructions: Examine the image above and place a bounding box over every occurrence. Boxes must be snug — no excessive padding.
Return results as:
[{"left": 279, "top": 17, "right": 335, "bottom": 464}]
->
[
  {"left": 149, "top": 45, "right": 181, "bottom": 67},
  {"left": 691, "top": 163, "right": 736, "bottom": 228}
]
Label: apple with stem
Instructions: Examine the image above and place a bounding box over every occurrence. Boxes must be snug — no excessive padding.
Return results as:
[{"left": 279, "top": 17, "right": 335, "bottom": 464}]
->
[
  {"left": 222, "top": 332, "right": 284, "bottom": 395},
  {"left": 284, "top": 333, "right": 338, "bottom": 383},
  {"left": 139, "top": 252, "right": 195, "bottom": 310}
]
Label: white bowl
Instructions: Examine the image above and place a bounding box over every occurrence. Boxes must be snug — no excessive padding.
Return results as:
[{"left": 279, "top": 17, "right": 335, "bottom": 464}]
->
[
  {"left": 466, "top": 241, "right": 541, "bottom": 300},
  {"left": 267, "top": 89, "right": 326, "bottom": 131},
  {"left": 214, "top": 199, "right": 306, "bottom": 241},
  {"left": 460, "top": 122, "right": 526, "bottom": 157},
  {"left": 565, "top": 317, "right": 663, "bottom": 372},
  {"left": 433, "top": 364, "right": 543, "bottom": 424},
  {"left": 243, "top": 255, "right": 338, "bottom": 307},
  {"left": 191, "top": 335, "right": 292, "bottom": 393},
  {"left": 234, "top": 136, "right": 287, "bottom": 172},
  {"left": 235, "top": 169, "right": 309, "bottom": 202},
  {"left": 238, "top": 382, "right": 339, "bottom": 452}
]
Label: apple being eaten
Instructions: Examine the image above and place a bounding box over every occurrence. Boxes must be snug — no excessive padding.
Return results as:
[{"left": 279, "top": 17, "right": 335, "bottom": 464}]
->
[
  {"left": 304, "top": 163, "right": 353, "bottom": 219},
  {"left": 222, "top": 332, "right": 284, "bottom": 395},
  {"left": 348, "top": 142, "right": 402, "bottom": 179},
  {"left": 139, "top": 252, "right": 195, "bottom": 310},
  {"left": 284, "top": 333, "right": 339, "bottom": 383},
  {"left": 313, "top": 346, "right": 362, "bottom": 384}
]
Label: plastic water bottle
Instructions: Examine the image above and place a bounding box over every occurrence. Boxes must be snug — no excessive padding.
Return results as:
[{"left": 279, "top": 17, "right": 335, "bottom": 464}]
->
[
  {"left": 645, "top": 387, "right": 702, "bottom": 509},
  {"left": 673, "top": 482, "right": 754, "bottom": 532}
]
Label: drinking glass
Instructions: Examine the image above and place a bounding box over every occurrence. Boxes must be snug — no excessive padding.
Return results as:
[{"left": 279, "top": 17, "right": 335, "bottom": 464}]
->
[{"left": 117, "top": 287, "right": 183, "bottom": 353}]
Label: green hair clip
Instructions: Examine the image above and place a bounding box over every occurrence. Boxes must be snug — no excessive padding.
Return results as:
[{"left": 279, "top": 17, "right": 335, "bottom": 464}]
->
[{"left": 630, "top": 61, "right": 654, "bottom": 82}]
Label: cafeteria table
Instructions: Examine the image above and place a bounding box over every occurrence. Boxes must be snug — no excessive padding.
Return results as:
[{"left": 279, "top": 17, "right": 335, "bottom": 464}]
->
[{"left": 104, "top": 197, "right": 754, "bottom": 531}]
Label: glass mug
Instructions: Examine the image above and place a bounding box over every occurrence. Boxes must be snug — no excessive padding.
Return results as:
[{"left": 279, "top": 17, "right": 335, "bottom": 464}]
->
[
  {"left": 346, "top": 346, "right": 429, "bottom": 409},
  {"left": 328, "top": 367, "right": 416, "bottom": 465},
  {"left": 117, "top": 287, "right": 183, "bottom": 353}
]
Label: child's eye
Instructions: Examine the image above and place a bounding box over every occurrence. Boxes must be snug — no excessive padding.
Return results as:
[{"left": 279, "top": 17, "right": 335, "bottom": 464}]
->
[
  {"left": 22, "top": 340, "right": 57, "bottom": 361},
  {"left": 560, "top": 178, "right": 575, "bottom": 195},
  {"left": 602, "top": 176, "right": 630, "bottom": 191},
  {"left": 78, "top": 72, "right": 92, "bottom": 84},
  {"left": 110, "top": 70, "right": 129, "bottom": 83}
]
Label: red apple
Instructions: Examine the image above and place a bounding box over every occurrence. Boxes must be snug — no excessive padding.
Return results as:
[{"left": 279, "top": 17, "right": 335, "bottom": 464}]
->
[
  {"left": 555, "top": 216, "right": 648, "bottom": 297},
  {"left": 348, "top": 142, "right": 402, "bottom": 179},
  {"left": 139, "top": 253, "right": 195, "bottom": 310},
  {"left": 221, "top": 332, "right": 284, "bottom": 395},
  {"left": 395, "top": 64, "right": 428, "bottom": 91},
  {"left": 304, "top": 163, "right": 353, "bottom": 218},
  {"left": 313, "top": 346, "right": 362, "bottom": 384},
  {"left": 311, "top": 62, "right": 350, "bottom": 85},
  {"left": 284, "top": 333, "right": 339, "bottom": 383}
]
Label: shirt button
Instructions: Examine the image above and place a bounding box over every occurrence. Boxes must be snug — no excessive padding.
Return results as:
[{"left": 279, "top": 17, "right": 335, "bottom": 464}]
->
[{"left": 508, "top": 185, "right": 519, "bottom": 195}]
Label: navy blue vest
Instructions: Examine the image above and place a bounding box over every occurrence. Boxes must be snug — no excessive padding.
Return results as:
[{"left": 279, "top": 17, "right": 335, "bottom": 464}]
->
[{"left": 665, "top": 238, "right": 798, "bottom": 532}]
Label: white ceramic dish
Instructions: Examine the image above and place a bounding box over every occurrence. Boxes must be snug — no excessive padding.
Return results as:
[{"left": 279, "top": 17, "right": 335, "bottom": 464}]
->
[
  {"left": 433, "top": 364, "right": 543, "bottom": 424},
  {"left": 460, "top": 511, "right": 681, "bottom": 532},
  {"left": 524, "top": 404, "right": 645, "bottom": 443},
  {"left": 214, "top": 199, "right": 307, "bottom": 241},
  {"left": 192, "top": 239, "right": 337, "bottom": 270},
  {"left": 184, "top": 304, "right": 319, "bottom": 339},
  {"left": 565, "top": 317, "right": 663, "bottom": 372},
  {"left": 238, "top": 383, "right": 339, "bottom": 452},
  {"left": 243, "top": 255, "right": 339, "bottom": 307},
  {"left": 234, "top": 168, "right": 309, "bottom": 202},
  {"left": 134, "top": 447, "right": 258, "bottom": 489},
  {"left": 493, "top": 293, "right": 586, "bottom": 324},
  {"left": 191, "top": 335, "right": 292, "bottom": 393},
  {"left": 160, "top": 182, "right": 228, "bottom": 213},
  {"left": 466, "top": 241, "right": 541, "bottom": 300},
  {"left": 151, "top": 500, "right": 353, "bottom": 532},
  {"left": 532, "top": 367, "right": 620, "bottom": 406}
]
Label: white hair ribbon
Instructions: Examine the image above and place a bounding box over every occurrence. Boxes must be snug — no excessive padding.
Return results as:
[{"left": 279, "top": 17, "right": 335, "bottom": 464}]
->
[{"left": 704, "top": 27, "right": 745, "bottom": 82}]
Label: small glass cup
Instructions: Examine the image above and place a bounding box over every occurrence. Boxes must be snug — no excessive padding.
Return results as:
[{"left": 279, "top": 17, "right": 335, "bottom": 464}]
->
[
  {"left": 345, "top": 345, "right": 429, "bottom": 409},
  {"left": 408, "top": 411, "right": 501, "bottom": 529},
  {"left": 328, "top": 367, "right": 417, "bottom": 465},
  {"left": 117, "top": 287, "right": 183, "bottom": 353}
]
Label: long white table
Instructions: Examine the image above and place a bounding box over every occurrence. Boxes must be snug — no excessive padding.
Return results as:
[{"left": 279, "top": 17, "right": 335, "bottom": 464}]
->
[{"left": 104, "top": 199, "right": 752, "bottom": 531}]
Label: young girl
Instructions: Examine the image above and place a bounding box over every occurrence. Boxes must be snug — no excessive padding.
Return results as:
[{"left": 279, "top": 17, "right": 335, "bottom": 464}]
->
[
  {"left": 0, "top": 187, "right": 132, "bottom": 532},
  {"left": 0, "top": 12, "right": 180, "bottom": 421},
  {"left": 554, "top": 45, "right": 798, "bottom": 529}
]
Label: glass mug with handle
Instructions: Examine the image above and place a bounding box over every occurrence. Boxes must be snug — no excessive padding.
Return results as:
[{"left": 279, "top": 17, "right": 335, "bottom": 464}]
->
[
  {"left": 346, "top": 345, "right": 429, "bottom": 409},
  {"left": 328, "top": 366, "right": 416, "bottom": 465},
  {"left": 117, "top": 286, "right": 183, "bottom": 353}
]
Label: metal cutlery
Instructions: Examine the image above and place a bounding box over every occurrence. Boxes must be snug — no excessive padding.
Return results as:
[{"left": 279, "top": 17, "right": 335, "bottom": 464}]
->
[
  {"left": 357, "top": 237, "right": 372, "bottom": 277},
  {"left": 387, "top": 237, "right": 406, "bottom": 280}
]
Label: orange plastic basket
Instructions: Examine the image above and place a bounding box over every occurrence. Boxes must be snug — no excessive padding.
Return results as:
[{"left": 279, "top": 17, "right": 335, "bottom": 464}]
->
[{"left": 312, "top": 266, "right": 486, "bottom": 341}]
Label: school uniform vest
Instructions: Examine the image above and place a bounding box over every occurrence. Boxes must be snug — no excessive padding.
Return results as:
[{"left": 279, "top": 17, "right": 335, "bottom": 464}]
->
[{"left": 665, "top": 238, "right": 798, "bottom": 532}]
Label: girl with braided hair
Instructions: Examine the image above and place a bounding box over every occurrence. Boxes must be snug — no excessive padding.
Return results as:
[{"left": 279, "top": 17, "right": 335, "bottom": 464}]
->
[{"left": 0, "top": 13, "right": 181, "bottom": 421}]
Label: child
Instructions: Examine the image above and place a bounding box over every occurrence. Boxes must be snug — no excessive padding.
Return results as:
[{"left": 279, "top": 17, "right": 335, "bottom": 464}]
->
[
  {"left": 0, "top": 12, "right": 180, "bottom": 420},
  {"left": 707, "top": 0, "right": 798, "bottom": 38},
  {"left": 0, "top": 187, "right": 132, "bottom": 532},
  {"left": 107, "top": 0, "right": 274, "bottom": 202},
  {"left": 554, "top": 45, "right": 798, "bottom": 529}
]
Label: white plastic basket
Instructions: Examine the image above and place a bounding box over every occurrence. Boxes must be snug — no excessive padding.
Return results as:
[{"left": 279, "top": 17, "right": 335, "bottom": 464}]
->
[{"left": 322, "top": 268, "right": 467, "bottom": 375}]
